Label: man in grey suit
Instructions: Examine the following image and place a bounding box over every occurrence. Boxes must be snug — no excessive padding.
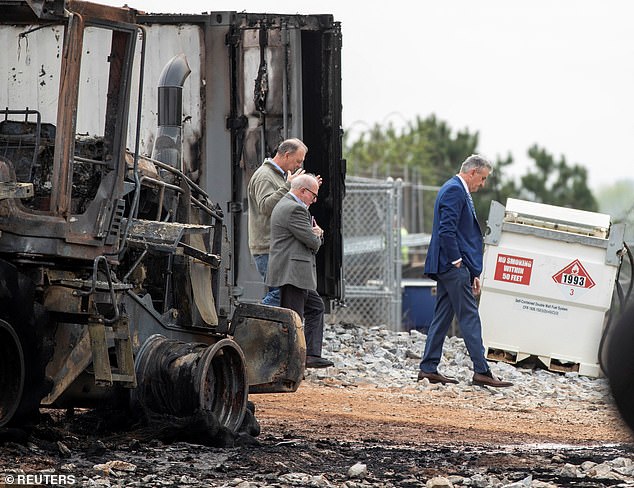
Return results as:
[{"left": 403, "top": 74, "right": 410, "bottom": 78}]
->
[{"left": 267, "top": 174, "right": 334, "bottom": 368}]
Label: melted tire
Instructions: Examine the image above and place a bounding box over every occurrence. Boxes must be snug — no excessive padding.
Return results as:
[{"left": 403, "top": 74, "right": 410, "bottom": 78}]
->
[
  {"left": 0, "top": 260, "right": 50, "bottom": 427},
  {"left": 0, "top": 320, "right": 25, "bottom": 427},
  {"left": 134, "top": 335, "right": 248, "bottom": 434},
  {"left": 607, "top": 302, "right": 634, "bottom": 432}
]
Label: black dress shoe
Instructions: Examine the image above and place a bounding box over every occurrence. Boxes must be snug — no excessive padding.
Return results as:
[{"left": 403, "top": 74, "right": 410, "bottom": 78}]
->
[
  {"left": 417, "top": 370, "right": 458, "bottom": 384},
  {"left": 305, "top": 356, "right": 334, "bottom": 368},
  {"left": 472, "top": 370, "right": 513, "bottom": 388}
]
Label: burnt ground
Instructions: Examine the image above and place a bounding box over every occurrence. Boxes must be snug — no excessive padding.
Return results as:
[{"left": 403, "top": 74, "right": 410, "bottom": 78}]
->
[{"left": 1, "top": 382, "right": 633, "bottom": 487}]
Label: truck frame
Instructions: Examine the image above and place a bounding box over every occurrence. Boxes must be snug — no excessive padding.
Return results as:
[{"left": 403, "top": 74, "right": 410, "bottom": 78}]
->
[{"left": 0, "top": 0, "right": 344, "bottom": 434}]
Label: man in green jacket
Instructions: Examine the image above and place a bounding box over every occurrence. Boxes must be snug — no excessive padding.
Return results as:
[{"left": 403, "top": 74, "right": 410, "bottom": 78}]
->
[{"left": 247, "top": 138, "right": 308, "bottom": 305}]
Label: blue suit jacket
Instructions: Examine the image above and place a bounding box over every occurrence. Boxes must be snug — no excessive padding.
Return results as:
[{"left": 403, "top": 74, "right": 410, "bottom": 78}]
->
[{"left": 424, "top": 176, "right": 483, "bottom": 283}]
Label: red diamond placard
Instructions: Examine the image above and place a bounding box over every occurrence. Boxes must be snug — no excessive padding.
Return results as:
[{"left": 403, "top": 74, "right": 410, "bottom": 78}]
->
[{"left": 552, "top": 259, "right": 595, "bottom": 289}]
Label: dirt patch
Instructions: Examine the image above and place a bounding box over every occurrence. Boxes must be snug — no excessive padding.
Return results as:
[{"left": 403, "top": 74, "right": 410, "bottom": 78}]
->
[{"left": 253, "top": 381, "right": 632, "bottom": 446}]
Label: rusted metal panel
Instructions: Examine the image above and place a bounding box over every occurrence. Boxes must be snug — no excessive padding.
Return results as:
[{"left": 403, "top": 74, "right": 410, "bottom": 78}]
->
[
  {"left": 42, "top": 325, "right": 92, "bottom": 405},
  {"left": 87, "top": 316, "right": 112, "bottom": 386},
  {"left": 0, "top": 0, "right": 65, "bottom": 22},
  {"left": 231, "top": 303, "right": 306, "bottom": 393},
  {"left": 122, "top": 218, "right": 211, "bottom": 251},
  {"left": 241, "top": 27, "right": 286, "bottom": 123},
  {"left": 66, "top": 0, "right": 137, "bottom": 24},
  {"left": 43, "top": 284, "right": 85, "bottom": 314},
  {"left": 0, "top": 182, "right": 33, "bottom": 200},
  {"left": 50, "top": 11, "right": 84, "bottom": 217}
]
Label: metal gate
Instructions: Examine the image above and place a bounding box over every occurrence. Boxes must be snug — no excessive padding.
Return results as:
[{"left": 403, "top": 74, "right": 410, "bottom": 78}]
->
[{"left": 332, "top": 177, "right": 403, "bottom": 330}]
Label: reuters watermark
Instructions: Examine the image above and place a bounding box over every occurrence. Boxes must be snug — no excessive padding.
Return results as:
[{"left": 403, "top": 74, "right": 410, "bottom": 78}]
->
[{"left": 2, "top": 473, "right": 77, "bottom": 485}]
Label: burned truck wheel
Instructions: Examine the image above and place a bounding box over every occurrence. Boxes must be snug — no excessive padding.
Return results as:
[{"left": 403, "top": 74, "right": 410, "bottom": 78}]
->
[
  {"left": 0, "top": 311, "right": 49, "bottom": 427},
  {"left": 195, "top": 338, "right": 249, "bottom": 432},
  {"left": 607, "top": 302, "right": 634, "bottom": 432},
  {"left": 133, "top": 335, "right": 248, "bottom": 434},
  {"left": 0, "top": 260, "right": 50, "bottom": 428},
  {"left": 0, "top": 320, "right": 25, "bottom": 427}
]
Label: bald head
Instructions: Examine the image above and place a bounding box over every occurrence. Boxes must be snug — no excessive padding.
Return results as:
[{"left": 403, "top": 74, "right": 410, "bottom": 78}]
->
[
  {"left": 290, "top": 173, "right": 319, "bottom": 206},
  {"left": 291, "top": 173, "right": 317, "bottom": 190}
]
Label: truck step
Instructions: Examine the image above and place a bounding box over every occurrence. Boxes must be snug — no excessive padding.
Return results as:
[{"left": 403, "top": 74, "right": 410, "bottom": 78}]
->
[{"left": 88, "top": 315, "right": 137, "bottom": 388}]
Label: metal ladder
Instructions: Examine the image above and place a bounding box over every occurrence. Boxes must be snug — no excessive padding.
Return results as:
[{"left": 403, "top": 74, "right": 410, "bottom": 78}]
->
[{"left": 84, "top": 256, "right": 137, "bottom": 388}]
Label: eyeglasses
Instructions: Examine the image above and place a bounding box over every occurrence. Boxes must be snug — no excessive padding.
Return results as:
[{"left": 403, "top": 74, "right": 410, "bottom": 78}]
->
[{"left": 302, "top": 187, "right": 318, "bottom": 201}]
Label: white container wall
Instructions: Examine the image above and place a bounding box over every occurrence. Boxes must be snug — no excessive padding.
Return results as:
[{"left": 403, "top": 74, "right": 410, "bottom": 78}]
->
[{"left": 479, "top": 198, "right": 625, "bottom": 377}]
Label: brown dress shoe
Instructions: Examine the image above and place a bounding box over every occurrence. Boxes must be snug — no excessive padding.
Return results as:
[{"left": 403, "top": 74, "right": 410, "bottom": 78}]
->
[
  {"left": 472, "top": 371, "right": 513, "bottom": 388},
  {"left": 417, "top": 370, "right": 458, "bottom": 385}
]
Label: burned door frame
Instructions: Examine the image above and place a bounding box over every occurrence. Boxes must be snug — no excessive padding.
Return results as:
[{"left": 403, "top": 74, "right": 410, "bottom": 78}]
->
[{"left": 0, "top": 2, "right": 139, "bottom": 260}]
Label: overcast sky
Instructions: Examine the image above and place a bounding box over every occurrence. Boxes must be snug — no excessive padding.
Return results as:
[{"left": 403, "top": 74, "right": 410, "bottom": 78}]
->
[{"left": 100, "top": 0, "right": 634, "bottom": 191}]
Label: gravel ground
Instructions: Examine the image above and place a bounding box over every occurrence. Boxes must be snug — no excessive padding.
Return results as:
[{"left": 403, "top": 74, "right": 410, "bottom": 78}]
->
[{"left": 309, "top": 323, "right": 611, "bottom": 406}]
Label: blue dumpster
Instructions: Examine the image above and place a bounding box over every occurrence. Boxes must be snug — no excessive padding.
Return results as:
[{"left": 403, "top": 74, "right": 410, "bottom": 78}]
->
[{"left": 401, "top": 279, "right": 437, "bottom": 332}]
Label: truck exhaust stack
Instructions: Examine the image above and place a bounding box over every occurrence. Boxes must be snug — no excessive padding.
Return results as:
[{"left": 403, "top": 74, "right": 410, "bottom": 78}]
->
[{"left": 152, "top": 54, "right": 191, "bottom": 172}]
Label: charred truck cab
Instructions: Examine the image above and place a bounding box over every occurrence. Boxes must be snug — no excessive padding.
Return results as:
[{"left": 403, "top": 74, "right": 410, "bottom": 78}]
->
[{"left": 0, "top": 0, "right": 344, "bottom": 434}]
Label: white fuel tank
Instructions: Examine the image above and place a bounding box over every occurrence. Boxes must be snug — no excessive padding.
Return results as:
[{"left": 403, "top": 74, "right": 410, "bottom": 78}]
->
[{"left": 479, "top": 198, "right": 625, "bottom": 377}]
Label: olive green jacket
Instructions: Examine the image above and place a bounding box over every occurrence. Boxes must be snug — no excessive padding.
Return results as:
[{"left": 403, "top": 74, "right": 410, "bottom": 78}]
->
[{"left": 247, "top": 159, "right": 291, "bottom": 255}]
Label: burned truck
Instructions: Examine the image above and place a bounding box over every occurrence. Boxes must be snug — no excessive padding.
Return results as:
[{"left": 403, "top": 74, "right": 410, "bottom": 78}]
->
[{"left": 0, "top": 0, "right": 344, "bottom": 434}]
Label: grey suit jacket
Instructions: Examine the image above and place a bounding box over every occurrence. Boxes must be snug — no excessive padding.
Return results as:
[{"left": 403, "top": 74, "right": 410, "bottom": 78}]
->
[{"left": 266, "top": 193, "right": 322, "bottom": 290}]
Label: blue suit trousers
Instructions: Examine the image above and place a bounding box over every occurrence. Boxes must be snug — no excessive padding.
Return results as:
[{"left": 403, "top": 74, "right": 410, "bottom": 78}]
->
[{"left": 420, "top": 266, "right": 489, "bottom": 374}]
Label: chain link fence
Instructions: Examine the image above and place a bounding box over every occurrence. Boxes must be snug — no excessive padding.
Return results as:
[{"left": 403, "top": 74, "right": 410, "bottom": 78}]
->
[{"left": 330, "top": 177, "right": 403, "bottom": 330}]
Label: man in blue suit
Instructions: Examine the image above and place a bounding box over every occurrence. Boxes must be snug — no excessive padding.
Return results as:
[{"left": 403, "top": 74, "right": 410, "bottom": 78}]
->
[{"left": 419, "top": 155, "right": 513, "bottom": 388}]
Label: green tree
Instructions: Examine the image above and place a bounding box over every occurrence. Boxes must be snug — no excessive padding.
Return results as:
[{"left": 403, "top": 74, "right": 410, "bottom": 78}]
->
[
  {"left": 344, "top": 116, "right": 598, "bottom": 231},
  {"left": 475, "top": 152, "right": 518, "bottom": 223},
  {"left": 345, "top": 115, "right": 483, "bottom": 234},
  {"left": 345, "top": 114, "right": 478, "bottom": 185},
  {"left": 518, "top": 145, "right": 597, "bottom": 211},
  {"left": 478, "top": 146, "right": 598, "bottom": 222}
]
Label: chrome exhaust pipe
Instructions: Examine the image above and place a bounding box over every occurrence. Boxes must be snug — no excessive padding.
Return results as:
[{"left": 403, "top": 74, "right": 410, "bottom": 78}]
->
[{"left": 151, "top": 53, "right": 191, "bottom": 172}]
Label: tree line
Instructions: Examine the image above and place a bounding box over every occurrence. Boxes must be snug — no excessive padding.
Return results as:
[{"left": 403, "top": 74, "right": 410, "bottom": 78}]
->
[{"left": 344, "top": 114, "right": 598, "bottom": 232}]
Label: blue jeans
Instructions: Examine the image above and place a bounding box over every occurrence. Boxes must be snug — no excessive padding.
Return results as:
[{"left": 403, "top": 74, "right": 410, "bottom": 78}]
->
[
  {"left": 253, "top": 254, "right": 280, "bottom": 306},
  {"left": 420, "top": 266, "right": 489, "bottom": 374}
]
